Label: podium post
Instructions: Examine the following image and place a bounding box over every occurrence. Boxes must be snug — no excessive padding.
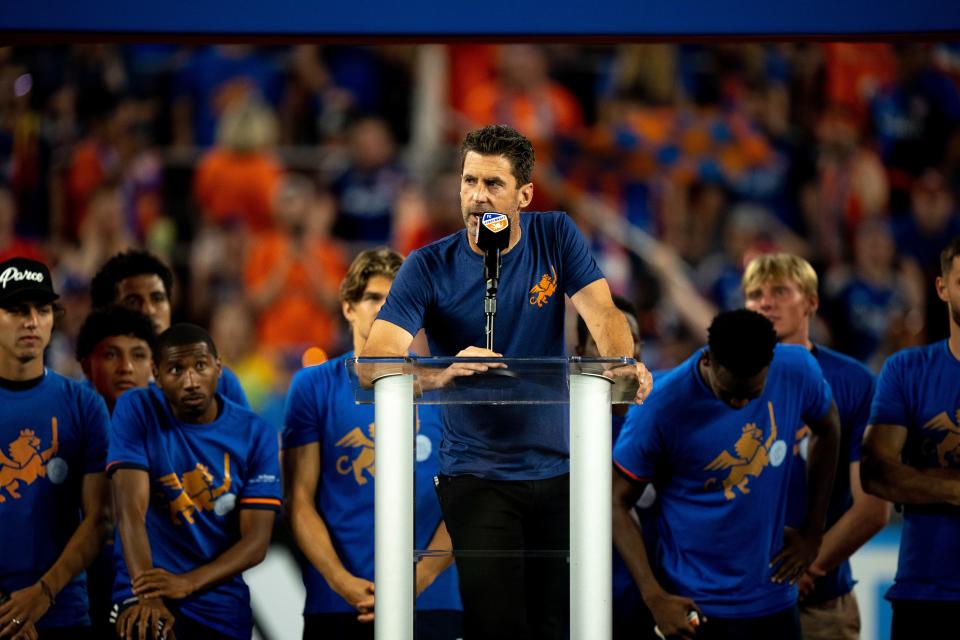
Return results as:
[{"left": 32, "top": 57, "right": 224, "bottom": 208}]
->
[
  {"left": 373, "top": 373, "right": 415, "bottom": 640},
  {"left": 569, "top": 373, "right": 613, "bottom": 640},
  {"left": 353, "top": 357, "right": 633, "bottom": 640}
]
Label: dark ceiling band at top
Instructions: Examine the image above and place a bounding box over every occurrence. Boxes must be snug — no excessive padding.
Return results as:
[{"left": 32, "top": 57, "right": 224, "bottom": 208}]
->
[{"left": 2, "top": 0, "right": 960, "bottom": 37}]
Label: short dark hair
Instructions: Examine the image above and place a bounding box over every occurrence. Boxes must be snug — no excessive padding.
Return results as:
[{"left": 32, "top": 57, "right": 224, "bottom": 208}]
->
[
  {"left": 340, "top": 247, "right": 404, "bottom": 304},
  {"left": 576, "top": 295, "right": 638, "bottom": 348},
  {"left": 155, "top": 323, "right": 218, "bottom": 362},
  {"left": 707, "top": 309, "right": 777, "bottom": 378},
  {"left": 460, "top": 124, "right": 535, "bottom": 186},
  {"left": 90, "top": 250, "right": 174, "bottom": 309},
  {"left": 940, "top": 236, "right": 960, "bottom": 276},
  {"left": 76, "top": 306, "right": 157, "bottom": 361}
]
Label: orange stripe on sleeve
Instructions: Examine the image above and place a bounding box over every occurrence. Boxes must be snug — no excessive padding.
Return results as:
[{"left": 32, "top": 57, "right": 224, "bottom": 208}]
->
[
  {"left": 240, "top": 497, "right": 282, "bottom": 506},
  {"left": 614, "top": 460, "right": 650, "bottom": 483}
]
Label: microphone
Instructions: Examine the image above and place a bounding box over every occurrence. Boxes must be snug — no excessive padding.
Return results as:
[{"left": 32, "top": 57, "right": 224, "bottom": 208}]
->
[
  {"left": 475, "top": 212, "right": 511, "bottom": 287},
  {"left": 475, "top": 212, "right": 511, "bottom": 352}
]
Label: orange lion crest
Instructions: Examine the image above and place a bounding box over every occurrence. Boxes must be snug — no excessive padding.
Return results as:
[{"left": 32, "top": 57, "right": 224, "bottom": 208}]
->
[
  {"left": 923, "top": 410, "right": 960, "bottom": 468},
  {"left": 158, "top": 453, "right": 232, "bottom": 525},
  {"left": 0, "top": 418, "right": 59, "bottom": 503},
  {"left": 529, "top": 265, "right": 558, "bottom": 308},
  {"left": 336, "top": 423, "right": 376, "bottom": 486},
  {"left": 704, "top": 403, "right": 779, "bottom": 500}
]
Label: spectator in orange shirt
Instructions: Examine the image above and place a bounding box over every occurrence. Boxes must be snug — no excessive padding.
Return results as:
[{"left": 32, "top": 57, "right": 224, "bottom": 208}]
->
[
  {"left": 459, "top": 45, "right": 584, "bottom": 144},
  {"left": 193, "top": 97, "right": 284, "bottom": 232},
  {"left": 244, "top": 174, "right": 348, "bottom": 355}
]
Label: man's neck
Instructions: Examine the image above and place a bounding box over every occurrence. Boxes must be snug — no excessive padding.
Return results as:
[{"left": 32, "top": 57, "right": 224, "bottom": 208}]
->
[
  {"left": 0, "top": 358, "right": 44, "bottom": 382},
  {"left": 948, "top": 326, "right": 960, "bottom": 362},
  {"left": 780, "top": 334, "right": 814, "bottom": 351}
]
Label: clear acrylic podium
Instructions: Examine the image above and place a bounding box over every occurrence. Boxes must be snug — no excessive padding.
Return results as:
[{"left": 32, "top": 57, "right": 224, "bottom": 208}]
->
[{"left": 348, "top": 356, "right": 639, "bottom": 640}]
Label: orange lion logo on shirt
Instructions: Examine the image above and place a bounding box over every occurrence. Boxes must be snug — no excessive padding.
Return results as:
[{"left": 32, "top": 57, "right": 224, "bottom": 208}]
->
[
  {"left": 529, "top": 265, "right": 558, "bottom": 308},
  {"left": 703, "top": 402, "right": 779, "bottom": 500},
  {"left": 0, "top": 418, "right": 59, "bottom": 503},
  {"left": 923, "top": 410, "right": 960, "bottom": 468},
  {"left": 158, "top": 453, "right": 232, "bottom": 525}
]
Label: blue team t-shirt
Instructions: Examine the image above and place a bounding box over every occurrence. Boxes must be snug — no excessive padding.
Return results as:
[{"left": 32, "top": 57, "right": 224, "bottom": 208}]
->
[
  {"left": 0, "top": 371, "right": 109, "bottom": 629},
  {"left": 613, "top": 345, "right": 833, "bottom": 618},
  {"left": 218, "top": 366, "right": 250, "bottom": 408},
  {"left": 282, "top": 352, "right": 461, "bottom": 614},
  {"left": 106, "top": 385, "right": 282, "bottom": 639},
  {"left": 869, "top": 340, "right": 960, "bottom": 603},
  {"left": 377, "top": 212, "right": 604, "bottom": 480},
  {"left": 784, "top": 345, "right": 876, "bottom": 605}
]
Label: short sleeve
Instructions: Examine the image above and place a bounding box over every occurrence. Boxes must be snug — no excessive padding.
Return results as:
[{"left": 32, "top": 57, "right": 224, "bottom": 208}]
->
[
  {"left": 106, "top": 392, "right": 150, "bottom": 476},
  {"left": 376, "top": 250, "right": 432, "bottom": 338},
  {"left": 282, "top": 368, "right": 325, "bottom": 450},
  {"left": 613, "top": 406, "right": 663, "bottom": 482},
  {"left": 218, "top": 367, "right": 250, "bottom": 409},
  {"left": 239, "top": 416, "right": 283, "bottom": 511},
  {"left": 869, "top": 353, "right": 909, "bottom": 427},
  {"left": 557, "top": 214, "right": 604, "bottom": 296},
  {"left": 797, "top": 349, "right": 833, "bottom": 424},
  {"left": 79, "top": 387, "right": 110, "bottom": 474}
]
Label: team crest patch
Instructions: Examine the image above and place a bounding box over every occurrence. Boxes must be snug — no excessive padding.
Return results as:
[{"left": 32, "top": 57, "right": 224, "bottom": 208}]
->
[
  {"left": 158, "top": 453, "right": 232, "bottom": 525},
  {"left": 529, "top": 265, "right": 558, "bottom": 308},
  {"left": 703, "top": 402, "right": 782, "bottom": 500},
  {"left": 336, "top": 423, "right": 376, "bottom": 486},
  {"left": 0, "top": 418, "right": 59, "bottom": 503},
  {"left": 481, "top": 212, "right": 509, "bottom": 233},
  {"left": 922, "top": 409, "right": 960, "bottom": 467}
]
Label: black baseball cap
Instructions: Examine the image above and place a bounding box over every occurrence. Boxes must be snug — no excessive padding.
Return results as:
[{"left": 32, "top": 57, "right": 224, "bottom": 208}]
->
[{"left": 0, "top": 257, "right": 60, "bottom": 307}]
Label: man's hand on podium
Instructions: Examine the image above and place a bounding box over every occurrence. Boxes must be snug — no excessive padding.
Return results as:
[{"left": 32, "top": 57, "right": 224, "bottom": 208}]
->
[
  {"left": 603, "top": 361, "right": 653, "bottom": 404},
  {"left": 420, "top": 346, "right": 508, "bottom": 392}
]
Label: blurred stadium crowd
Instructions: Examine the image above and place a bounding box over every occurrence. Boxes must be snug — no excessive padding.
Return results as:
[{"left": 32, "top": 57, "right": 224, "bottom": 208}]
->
[{"left": 2, "top": 42, "right": 960, "bottom": 421}]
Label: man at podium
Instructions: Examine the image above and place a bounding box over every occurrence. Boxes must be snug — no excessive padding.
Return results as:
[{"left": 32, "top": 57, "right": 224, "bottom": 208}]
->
[{"left": 361, "top": 124, "right": 652, "bottom": 640}]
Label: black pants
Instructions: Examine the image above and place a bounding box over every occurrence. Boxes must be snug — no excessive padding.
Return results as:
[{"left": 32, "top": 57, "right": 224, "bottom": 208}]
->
[
  {"left": 87, "top": 543, "right": 116, "bottom": 639},
  {"left": 891, "top": 599, "right": 960, "bottom": 640},
  {"left": 167, "top": 613, "right": 236, "bottom": 640},
  {"left": 34, "top": 627, "right": 93, "bottom": 640},
  {"left": 690, "top": 605, "right": 801, "bottom": 640},
  {"left": 435, "top": 473, "right": 569, "bottom": 640},
  {"left": 303, "top": 610, "right": 463, "bottom": 640},
  {"left": 612, "top": 589, "right": 658, "bottom": 640},
  {"left": 697, "top": 606, "right": 802, "bottom": 640},
  {"left": 111, "top": 607, "right": 234, "bottom": 640}
]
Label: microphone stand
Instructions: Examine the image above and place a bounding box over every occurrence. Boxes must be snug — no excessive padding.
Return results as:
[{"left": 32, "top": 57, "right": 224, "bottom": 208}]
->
[{"left": 484, "top": 249, "right": 500, "bottom": 351}]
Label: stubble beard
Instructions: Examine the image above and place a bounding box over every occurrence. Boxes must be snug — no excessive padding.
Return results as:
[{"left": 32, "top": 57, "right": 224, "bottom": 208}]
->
[{"left": 950, "top": 299, "right": 960, "bottom": 331}]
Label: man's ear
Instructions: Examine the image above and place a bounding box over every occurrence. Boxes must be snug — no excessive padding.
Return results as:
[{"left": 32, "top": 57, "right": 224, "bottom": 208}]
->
[
  {"left": 936, "top": 276, "right": 948, "bottom": 302},
  {"left": 80, "top": 358, "right": 92, "bottom": 379},
  {"left": 342, "top": 300, "right": 355, "bottom": 324},
  {"left": 518, "top": 182, "right": 534, "bottom": 210},
  {"left": 808, "top": 294, "right": 820, "bottom": 316}
]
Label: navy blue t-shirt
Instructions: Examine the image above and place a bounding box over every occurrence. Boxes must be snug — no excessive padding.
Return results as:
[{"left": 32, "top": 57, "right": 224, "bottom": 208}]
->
[
  {"left": 377, "top": 212, "right": 604, "bottom": 480},
  {"left": 614, "top": 345, "right": 833, "bottom": 618},
  {"left": 869, "top": 340, "right": 960, "bottom": 602},
  {"left": 282, "top": 352, "right": 461, "bottom": 614},
  {"left": 0, "top": 371, "right": 109, "bottom": 629},
  {"left": 784, "top": 345, "right": 876, "bottom": 605},
  {"left": 107, "top": 386, "right": 282, "bottom": 639}
]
